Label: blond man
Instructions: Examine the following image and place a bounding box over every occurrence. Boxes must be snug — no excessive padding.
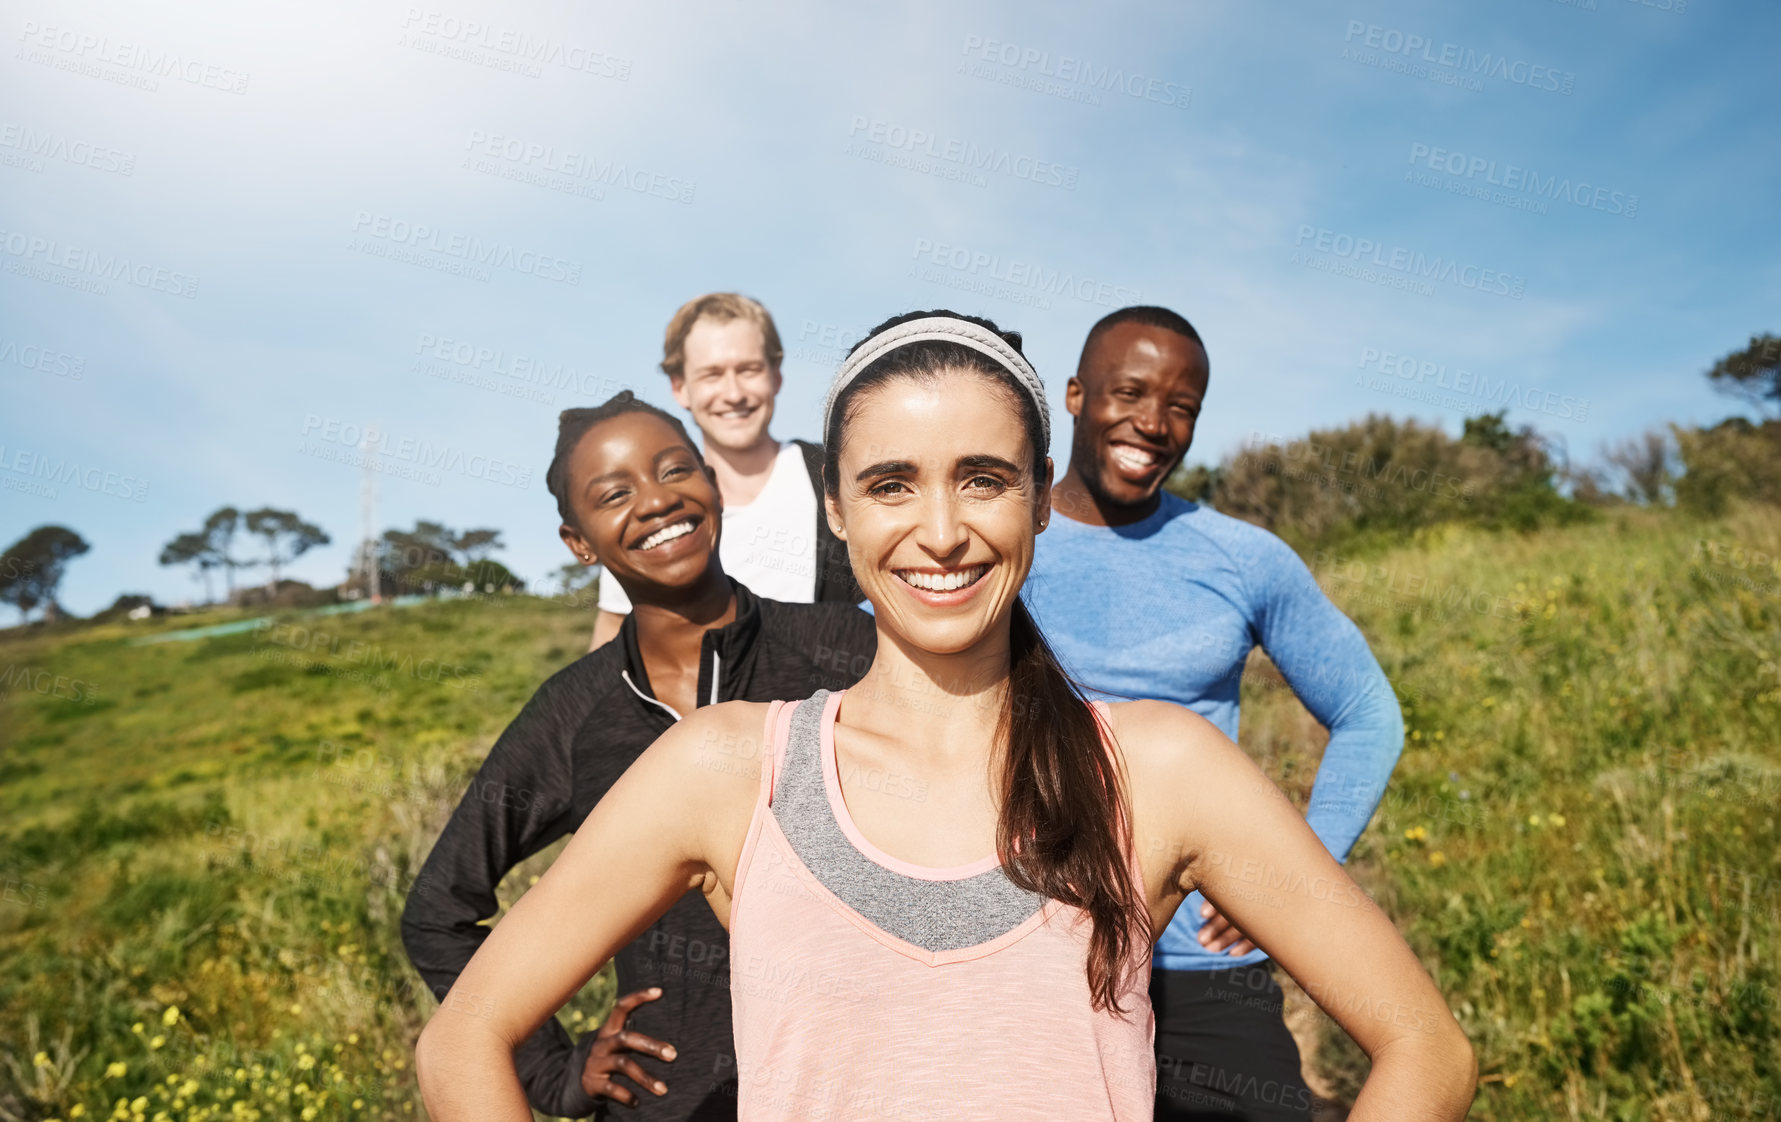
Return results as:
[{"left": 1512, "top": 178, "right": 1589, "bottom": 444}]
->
[{"left": 589, "top": 293, "right": 859, "bottom": 650}]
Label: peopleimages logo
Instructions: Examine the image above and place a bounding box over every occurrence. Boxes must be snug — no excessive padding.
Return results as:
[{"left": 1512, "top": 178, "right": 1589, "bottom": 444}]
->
[
  {"left": 300, "top": 416, "right": 534, "bottom": 489},
  {"left": 0, "top": 228, "right": 199, "bottom": 298},
  {"left": 846, "top": 115, "right": 1079, "bottom": 191},
  {"left": 398, "top": 8, "right": 631, "bottom": 80},
  {"left": 1341, "top": 21, "right": 1575, "bottom": 94},
  {"left": 787, "top": 319, "right": 872, "bottom": 368},
  {"left": 1357, "top": 347, "right": 1590, "bottom": 423},
  {"left": 0, "top": 123, "right": 135, "bottom": 175},
  {"left": 0, "top": 442, "right": 149, "bottom": 502},
  {"left": 412, "top": 332, "right": 630, "bottom": 400},
  {"left": 1408, "top": 144, "right": 1637, "bottom": 218},
  {"left": 349, "top": 212, "right": 582, "bottom": 285},
  {"left": 910, "top": 237, "right": 1142, "bottom": 309},
  {"left": 1293, "top": 226, "right": 1526, "bottom": 300},
  {"left": 0, "top": 339, "right": 84, "bottom": 380},
  {"left": 463, "top": 130, "right": 695, "bottom": 203},
  {"left": 959, "top": 34, "right": 1191, "bottom": 109},
  {"left": 16, "top": 21, "right": 250, "bottom": 93}
]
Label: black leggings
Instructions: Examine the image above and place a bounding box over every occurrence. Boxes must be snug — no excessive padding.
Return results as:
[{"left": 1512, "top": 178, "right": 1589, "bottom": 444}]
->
[{"left": 1150, "top": 964, "right": 1318, "bottom": 1122}]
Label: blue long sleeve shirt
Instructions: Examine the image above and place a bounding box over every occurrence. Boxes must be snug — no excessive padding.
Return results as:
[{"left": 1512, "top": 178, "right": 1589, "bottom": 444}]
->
[{"left": 1021, "top": 494, "right": 1405, "bottom": 973}]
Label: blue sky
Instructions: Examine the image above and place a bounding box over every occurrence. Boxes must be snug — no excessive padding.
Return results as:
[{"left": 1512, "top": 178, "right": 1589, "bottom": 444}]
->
[{"left": 3, "top": 0, "right": 1777, "bottom": 615}]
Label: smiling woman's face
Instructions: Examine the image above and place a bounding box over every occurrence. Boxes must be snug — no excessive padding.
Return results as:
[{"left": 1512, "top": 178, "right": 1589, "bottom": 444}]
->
[
  {"left": 559, "top": 411, "right": 721, "bottom": 596},
  {"left": 827, "top": 369, "right": 1049, "bottom": 657}
]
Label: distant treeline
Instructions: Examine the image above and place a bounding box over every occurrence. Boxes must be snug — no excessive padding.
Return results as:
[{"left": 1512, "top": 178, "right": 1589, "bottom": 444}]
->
[{"left": 1171, "top": 409, "right": 1781, "bottom": 551}]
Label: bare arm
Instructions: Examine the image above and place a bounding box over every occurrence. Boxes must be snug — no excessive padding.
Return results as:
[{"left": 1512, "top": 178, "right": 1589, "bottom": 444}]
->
[
  {"left": 588, "top": 608, "right": 626, "bottom": 652},
  {"left": 414, "top": 701, "right": 766, "bottom": 1120},
  {"left": 1119, "top": 700, "right": 1476, "bottom": 1121}
]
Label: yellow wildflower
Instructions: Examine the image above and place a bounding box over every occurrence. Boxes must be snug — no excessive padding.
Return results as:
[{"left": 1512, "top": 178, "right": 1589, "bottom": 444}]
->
[
  {"left": 1549, "top": 813, "right": 1566, "bottom": 827},
  {"left": 105, "top": 1062, "right": 128, "bottom": 1079},
  {"left": 148, "top": 1036, "right": 165, "bottom": 1050},
  {"left": 1528, "top": 815, "right": 1542, "bottom": 828},
  {"left": 161, "top": 1006, "right": 180, "bottom": 1027},
  {"left": 1429, "top": 852, "right": 1447, "bottom": 868},
  {"left": 33, "top": 1051, "right": 49, "bottom": 1067}
]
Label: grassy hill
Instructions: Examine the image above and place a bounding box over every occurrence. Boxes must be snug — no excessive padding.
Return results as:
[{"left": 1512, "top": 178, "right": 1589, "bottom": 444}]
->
[{"left": 1, "top": 504, "right": 1777, "bottom": 1121}]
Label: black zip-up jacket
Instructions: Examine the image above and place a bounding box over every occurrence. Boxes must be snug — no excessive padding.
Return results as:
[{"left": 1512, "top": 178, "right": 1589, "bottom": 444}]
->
[
  {"left": 787, "top": 438, "right": 863, "bottom": 606},
  {"left": 401, "top": 581, "right": 877, "bottom": 1119}
]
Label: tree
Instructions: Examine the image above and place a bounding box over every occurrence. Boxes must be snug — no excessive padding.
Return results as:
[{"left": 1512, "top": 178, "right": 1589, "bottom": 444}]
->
[
  {"left": 243, "top": 508, "right": 330, "bottom": 592},
  {"left": 203, "top": 506, "right": 247, "bottom": 595},
  {"left": 378, "top": 521, "right": 456, "bottom": 593},
  {"left": 552, "top": 561, "right": 597, "bottom": 597},
  {"left": 1672, "top": 417, "right": 1781, "bottom": 515},
  {"left": 453, "top": 529, "right": 504, "bottom": 566},
  {"left": 1706, "top": 333, "right": 1781, "bottom": 417},
  {"left": 158, "top": 531, "right": 220, "bottom": 602},
  {"left": 0, "top": 526, "right": 91, "bottom": 623},
  {"left": 371, "top": 522, "right": 511, "bottom": 595},
  {"left": 158, "top": 507, "right": 250, "bottom": 601},
  {"left": 1602, "top": 430, "right": 1676, "bottom": 505}
]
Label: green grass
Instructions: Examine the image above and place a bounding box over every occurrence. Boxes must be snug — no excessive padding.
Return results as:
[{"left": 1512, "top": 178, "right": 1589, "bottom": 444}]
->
[
  {"left": 0, "top": 595, "right": 610, "bottom": 1122},
  {"left": 1246, "top": 503, "right": 1781, "bottom": 1120},
  {"left": 1, "top": 506, "right": 1777, "bottom": 1121}
]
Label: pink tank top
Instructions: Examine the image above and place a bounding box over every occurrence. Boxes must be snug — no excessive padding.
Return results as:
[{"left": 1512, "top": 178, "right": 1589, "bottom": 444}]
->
[{"left": 728, "top": 689, "right": 1155, "bottom": 1121}]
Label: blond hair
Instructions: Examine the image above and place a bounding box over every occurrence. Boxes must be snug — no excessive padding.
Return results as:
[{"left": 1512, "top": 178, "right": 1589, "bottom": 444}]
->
[{"left": 661, "top": 293, "right": 784, "bottom": 381}]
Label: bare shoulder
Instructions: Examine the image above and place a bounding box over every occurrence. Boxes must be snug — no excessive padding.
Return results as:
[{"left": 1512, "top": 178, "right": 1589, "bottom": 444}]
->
[
  {"left": 634, "top": 701, "right": 778, "bottom": 900},
  {"left": 1101, "top": 699, "right": 1285, "bottom": 827},
  {"left": 635, "top": 700, "right": 777, "bottom": 814},
  {"left": 1101, "top": 698, "right": 1228, "bottom": 782},
  {"left": 653, "top": 699, "right": 775, "bottom": 751}
]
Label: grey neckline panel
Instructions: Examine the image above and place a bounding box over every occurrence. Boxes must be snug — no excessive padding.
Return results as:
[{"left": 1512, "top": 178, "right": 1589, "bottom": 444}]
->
[{"left": 770, "top": 689, "right": 1045, "bottom": 952}]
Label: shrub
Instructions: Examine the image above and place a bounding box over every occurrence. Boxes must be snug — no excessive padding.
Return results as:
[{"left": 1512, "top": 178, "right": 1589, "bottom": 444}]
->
[
  {"left": 1672, "top": 418, "right": 1781, "bottom": 515},
  {"left": 1170, "top": 411, "right": 1590, "bottom": 549}
]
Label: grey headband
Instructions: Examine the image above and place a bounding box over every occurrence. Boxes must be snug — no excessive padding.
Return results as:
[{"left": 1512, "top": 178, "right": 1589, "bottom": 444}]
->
[{"left": 822, "top": 316, "right": 1050, "bottom": 451}]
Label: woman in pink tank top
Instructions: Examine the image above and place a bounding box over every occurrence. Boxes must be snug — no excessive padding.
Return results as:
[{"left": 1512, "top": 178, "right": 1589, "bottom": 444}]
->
[{"left": 417, "top": 311, "right": 1479, "bottom": 1121}]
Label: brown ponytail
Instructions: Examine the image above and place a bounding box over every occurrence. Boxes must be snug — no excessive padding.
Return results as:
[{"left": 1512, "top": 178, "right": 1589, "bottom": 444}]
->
[
  {"left": 827, "top": 309, "right": 1150, "bottom": 1014},
  {"left": 996, "top": 597, "right": 1147, "bottom": 1013}
]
